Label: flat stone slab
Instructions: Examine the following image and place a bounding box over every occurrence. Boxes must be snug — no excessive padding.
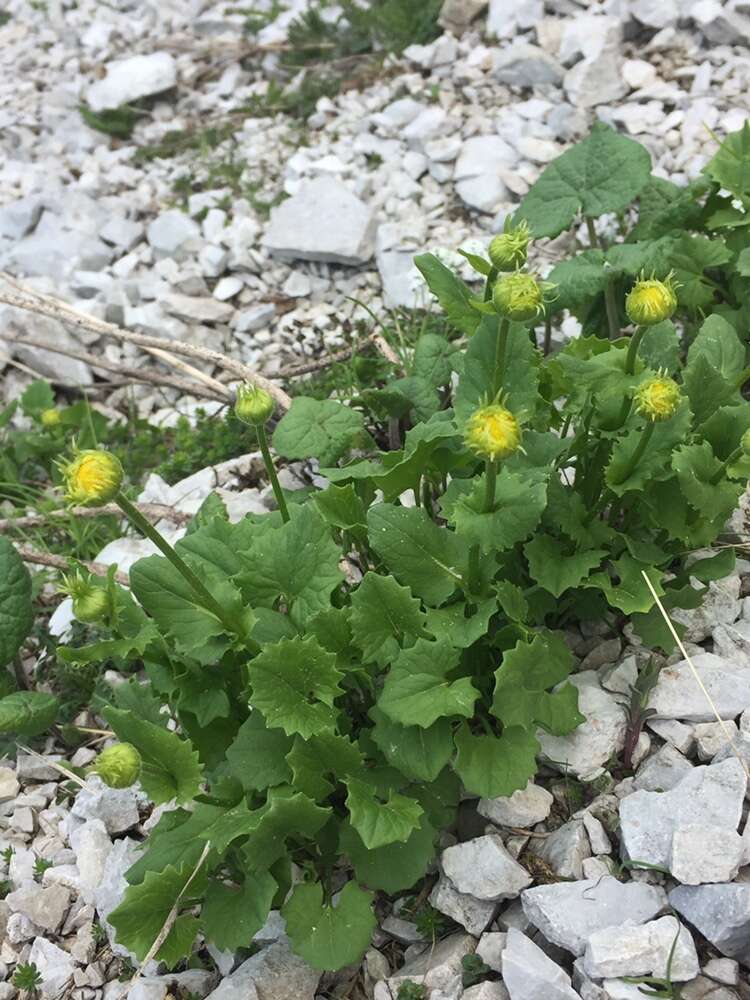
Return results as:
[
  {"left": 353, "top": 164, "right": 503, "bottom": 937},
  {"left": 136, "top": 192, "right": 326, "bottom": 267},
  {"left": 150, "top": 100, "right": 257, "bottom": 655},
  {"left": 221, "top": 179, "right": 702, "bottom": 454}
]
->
[{"left": 670, "top": 883, "right": 750, "bottom": 965}]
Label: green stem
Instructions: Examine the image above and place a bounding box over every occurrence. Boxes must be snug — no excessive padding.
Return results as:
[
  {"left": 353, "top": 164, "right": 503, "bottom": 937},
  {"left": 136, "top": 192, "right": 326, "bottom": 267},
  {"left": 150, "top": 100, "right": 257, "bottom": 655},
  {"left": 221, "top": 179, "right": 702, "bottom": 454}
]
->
[
  {"left": 609, "top": 422, "right": 655, "bottom": 487},
  {"left": 257, "top": 423, "right": 290, "bottom": 523},
  {"left": 116, "top": 492, "right": 253, "bottom": 645},
  {"left": 484, "top": 267, "right": 498, "bottom": 302},
  {"left": 624, "top": 325, "right": 646, "bottom": 375},
  {"left": 484, "top": 459, "right": 498, "bottom": 513},
  {"left": 585, "top": 216, "right": 599, "bottom": 248},
  {"left": 710, "top": 446, "right": 742, "bottom": 484},
  {"left": 604, "top": 277, "right": 620, "bottom": 341},
  {"left": 493, "top": 317, "right": 510, "bottom": 398},
  {"left": 467, "top": 544, "right": 481, "bottom": 599}
]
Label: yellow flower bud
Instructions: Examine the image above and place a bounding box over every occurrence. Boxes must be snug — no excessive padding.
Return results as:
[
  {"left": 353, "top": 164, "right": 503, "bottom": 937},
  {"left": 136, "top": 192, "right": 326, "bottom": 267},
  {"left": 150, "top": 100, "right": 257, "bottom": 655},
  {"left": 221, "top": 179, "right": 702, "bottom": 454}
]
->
[
  {"left": 488, "top": 221, "right": 531, "bottom": 272},
  {"left": 492, "top": 271, "right": 548, "bottom": 322},
  {"left": 465, "top": 402, "right": 522, "bottom": 461},
  {"left": 61, "top": 571, "right": 112, "bottom": 624},
  {"left": 63, "top": 450, "right": 123, "bottom": 506},
  {"left": 235, "top": 383, "right": 275, "bottom": 427},
  {"left": 634, "top": 375, "right": 681, "bottom": 422},
  {"left": 40, "top": 409, "right": 61, "bottom": 429},
  {"left": 92, "top": 743, "right": 141, "bottom": 789},
  {"left": 625, "top": 272, "right": 678, "bottom": 326}
]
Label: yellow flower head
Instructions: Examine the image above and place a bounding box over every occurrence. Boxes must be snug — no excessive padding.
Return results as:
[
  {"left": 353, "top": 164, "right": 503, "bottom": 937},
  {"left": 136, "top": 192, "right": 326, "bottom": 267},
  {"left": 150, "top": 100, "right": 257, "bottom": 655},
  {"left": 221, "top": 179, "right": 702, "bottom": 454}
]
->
[
  {"left": 63, "top": 449, "right": 123, "bottom": 506},
  {"left": 61, "top": 571, "right": 111, "bottom": 624},
  {"left": 492, "top": 271, "right": 550, "bottom": 322},
  {"left": 92, "top": 743, "right": 141, "bottom": 789},
  {"left": 40, "top": 408, "right": 61, "bottom": 429},
  {"left": 488, "top": 220, "right": 531, "bottom": 272},
  {"left": 625, "top": 272, "right": 678, "bottom": 326},
  {"left": 465, "top": 401, "right": 522, "bottom": 461},
  {"left": 235, "top": 382, "right": 275, "bottom": 427},
  {"left": 634, "top": 374, "right": 681, "bottom": 422}
]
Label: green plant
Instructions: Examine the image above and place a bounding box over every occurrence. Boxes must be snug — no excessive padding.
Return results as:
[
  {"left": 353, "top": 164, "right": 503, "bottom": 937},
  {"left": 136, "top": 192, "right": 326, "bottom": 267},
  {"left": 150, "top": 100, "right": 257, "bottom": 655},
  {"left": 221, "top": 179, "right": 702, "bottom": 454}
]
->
[
  {"left": 33, "top": 857, "right": 54, "bottom": 882},
  {"left": 0, "top": 878, "right": 11, "bottom": 899},
  {"left": 13, "top": 963, "right": 42, "bottom": 992},
  {"left": 4, "top": 120, "right": 749, "bottom": 976},
  {"left": 79, "top": 104, "right": 142, "bottom": 139},
  {"left": 462, "top": 953, "right": 492, "bottom": 987},
  {"left": 397, "top": 983, "right": 428, "bottom": 1000}
]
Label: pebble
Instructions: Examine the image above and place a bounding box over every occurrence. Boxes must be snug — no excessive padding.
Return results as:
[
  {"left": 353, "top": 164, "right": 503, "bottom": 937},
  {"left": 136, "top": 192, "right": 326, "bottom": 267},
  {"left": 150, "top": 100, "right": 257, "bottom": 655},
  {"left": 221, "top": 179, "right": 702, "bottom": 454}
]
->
[
  {"left": 502, "top": 928, "right": 580, "bottom": 1000},
  {"left": 582, "top": 916, "right": 699, "bottom": 981},
  {"left": 647, "top": 653, "right": 750, "bottom": 722},
  {"left": 478, "top": 782, "right": 553, "bottom": 828},
  {"left": 86, "top": 52, "right": 177, "bottom": 111}
]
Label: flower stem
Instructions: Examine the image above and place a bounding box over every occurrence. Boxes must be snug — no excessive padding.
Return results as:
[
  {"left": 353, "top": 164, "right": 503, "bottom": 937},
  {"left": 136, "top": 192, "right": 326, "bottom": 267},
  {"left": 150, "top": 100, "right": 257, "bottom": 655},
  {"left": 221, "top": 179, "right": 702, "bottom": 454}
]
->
[
  {"left": 493, "top": 317, "right": 510, "bottom": 397},
  {"left": 467, "top": 544, "right": 481, "bottom": 599},
  {"left": 257, "top": 424, "right": 290, "bottom": 523},
  {"left": 710, "top": 446, "right": 743, "bottom": 484},
  {"left": 604, "top": 277, "right": 620, "bottom": 341},
  {"left": 625, "top": 326, "right": 646, "bottom": 375},
  {"left": 609, "top": 421, "right": 655, "bottom": 487},
  {"left": 484, "top": 459, "right": 498, "bottom": 512},
  {"left": 116, "top": 492, "right": 251, "bottom": 643}
]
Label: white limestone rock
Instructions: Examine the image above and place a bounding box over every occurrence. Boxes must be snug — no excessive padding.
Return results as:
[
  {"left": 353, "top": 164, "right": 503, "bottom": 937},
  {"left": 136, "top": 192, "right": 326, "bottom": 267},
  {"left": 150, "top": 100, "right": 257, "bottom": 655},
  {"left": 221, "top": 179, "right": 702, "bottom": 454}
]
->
[
  {"left": 441, "top": 834, "right": 533, "bottom": 901},
  {"left": 670, "top": 825, "right": 745, "bottom": 885},
  {"left": 492, "top": 44, "right": 564, "bottom": 87},
  {"left": 146, "top": 210, "right": 201, "bottom": 261},
  {"left": 583, "top": 916, "right": 699, "bottom": 981},
  {"left": 521, "top": 877, "right": 668, "bottom": 956},
  {"left": 0, "top": 768, "right": 19, "bottom": 803},
  {"left": 71, "top": 775, "right": 141, "bottom": 835},
  {"left": 502, "top": 928, "right": 581, "bottom": 1000},
  {"left": 478, "top": 782, "right": 554, "bottom": 828},
  {"left": 537, "top": 819, "right": 591, "bottom": 880},
  {"left": 87, "top": 52, "right": 177, "bottom": 112},
  {"left": 670, "top": 576, "right": 741, "bottom": 643},
  {"left": 694, "top": 721, "right": 740, "bottom": 761},
  {"left": 647, "top": 653, "right": 750, "bottom": 722},
  {"left": 670, "top": 883, "right": 750, "bottom": 965},
  {"left": 429, "top": 873, "right": 498, "bottom": 936},
  {"left": 28, "top": 938, "right": 76, "bottom": 996},
  {"left": 633, "top": 744, "right": 693, "bottom": 792},
  {"left": 264, "top": 177, "right": 375, "bottom": 265},
  {"left": 201, "top": 938, "right": 320, "bottom": 1000},
  {"left": 454, "top": 135, "right": 516, "bottom": 213},
  {"left": 5, "top": 882, "right": 70, "bottom": 933}
]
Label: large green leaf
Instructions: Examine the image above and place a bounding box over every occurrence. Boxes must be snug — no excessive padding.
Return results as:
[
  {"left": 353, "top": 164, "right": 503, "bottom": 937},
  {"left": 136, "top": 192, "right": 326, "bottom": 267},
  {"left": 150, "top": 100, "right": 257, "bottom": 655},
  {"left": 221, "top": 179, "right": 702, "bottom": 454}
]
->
[
  {"left": 672, "top": 442, "right": 743, "bottom": 523},
  {"left": 524, "top": 535, "right": 606, "bottom": 598},
  {"left": 248, "top": 636, "right": 343, "bottom": 739},
  {"left": 226, "top": 712, "right": 293, "bottom": 792},
  {"left": 237, "top": 504, "right": 343, "bottom": 622},
  {"left": 282, "top": 880, "right": 376, "bottom": 972},
  {"left": 350, "top": 573, "right": 426, "bottom": 666},
  {"left": 345, "top": 776, "right": 423, "bottom": 849},
  {"left": 586, "top": 555, "right": 664, "bottom": 615},
  {"left": 367, "top": 504, "right": 466, "bottom": 606},
  {"left": 104, "top": 707, "right": 204, "bottom": 805},
  {"left": 0, "top": 692, "right": 59, "bottom": 738},
  {"left": 452, "top": 724, "right": 540, "bottom": 798},
  {"left": 413, "top": 333, "right": 458, "bottom": 387},
  {"left": 686, "top": 314, "right": 745, "bottom": 382},
  {"left": 605, "top": 402, "right": 691, "bottom": 496},
  {"left": 377, "top": 638, "right": 478, "bottom": 728},
  {"left": 670, "top": 233, "right": 731, "bottom": 311},
  {"left": 425, "top": 598, "right": 498, "bottom": 648},
  {"left": 242, "top": 787, "right": 331, "bottom": 871},
  {"left": 272, "top": 396, "right": 367, "bottom": 466},
  {"left": 286, "top": 732, "right": 363, "bottom": 800},
  {"left": 339, "top": 814, "right": 436, "bottom": 893},
  {"left": 705, "top": 121, "right": 750, "bottom": 202},
  {"left": 414, "top": 253, "right": 480, "bottom": 337},
  {"left": 0, "top": 538, "right": 33, "bottom": 669},
  {"left": 455, "top": 315, "right": 539, "bottom": 422},
  {"left": 546, "top": 249, "right": 607, "bottom": 311},
  {"left": 201, "top": 872, "right": 277, "bottom": 951},
  {"left": 515, "top": 122, "right": 651, "bottom": 238},
  {"left": 109, "top": 863, "right": 205, "bottom": 965},
  {"left": 369, "top": 707, "right": 453, "bottom": 782},
  {"left": 448, "top": 468, "right": 547, "bottom": 555}
]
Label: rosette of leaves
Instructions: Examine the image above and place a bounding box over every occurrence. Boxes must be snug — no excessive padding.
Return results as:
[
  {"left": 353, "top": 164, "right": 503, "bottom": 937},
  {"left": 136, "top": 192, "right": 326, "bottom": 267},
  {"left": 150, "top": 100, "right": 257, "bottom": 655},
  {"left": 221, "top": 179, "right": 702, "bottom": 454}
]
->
[{"left": 59, "top": 122, "right": 750, "bottom": 975}]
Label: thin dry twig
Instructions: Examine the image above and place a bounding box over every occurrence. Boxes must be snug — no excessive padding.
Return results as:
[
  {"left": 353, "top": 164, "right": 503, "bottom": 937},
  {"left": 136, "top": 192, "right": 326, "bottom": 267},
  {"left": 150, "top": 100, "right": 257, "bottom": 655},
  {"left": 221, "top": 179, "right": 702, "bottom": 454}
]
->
[
  {"left": 0, "top": 273, "right": 291, "bottom": 409},
  {"left": 16, "top": 743, "right": 88, "bottom": 788},
  {"left": 642, "top": 569, "right": 750, "bottom": 781},
  {"left": 0, "top": 502, "right": 192, "bottom": 533},
  {"left": 13, "top": 545, "right": 129, "bottom": 586}
]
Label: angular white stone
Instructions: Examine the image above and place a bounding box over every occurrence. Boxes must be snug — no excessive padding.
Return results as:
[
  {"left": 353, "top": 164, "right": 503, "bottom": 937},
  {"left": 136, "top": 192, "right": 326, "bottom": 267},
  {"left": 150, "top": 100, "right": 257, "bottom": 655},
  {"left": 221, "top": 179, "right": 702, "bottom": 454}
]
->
[
  {"left": 430, "top": 873, "right": 498, "bottom": 936},
  {"left": 694, "top": 721, "right": 740, "bottom": 761},
  {"left": 492, "top": 43, "right": 564, "bottom": 87},
  {"left": 70, "top": 819, "right": 113, "bottom": 904},
  {"left": 583, "top": 916, "right": 699, "bottom": 981},
  {"left": 162, "top": 292, "right": 233, "bottom": 324},
  {"left": 264, "top": 177, "right": 375, "bottom": 265},
  {"left": 671, "top": 576, "right": 741, "bottom": 643},
  {"left": 647, "top": 653, "right": 750, "bottom": 722},
  {"left": 454, "top": 135, "right": 516, "bottom": 213},
  {"left": 634, "top": 744, "right": 693, "bottom": 792},
  {"left": 202, "top": 938, "right": 320, "bottom": 1000},
  {"left": 6, "top": 882, "right": 70, "bottom": 933},
  {"left": 538, "top": 819, "right": 591, "bottom": 880},
  {"left": 442, "top": 834, "right": 532, "bottom": 901},
  {"left": 670, "top": 884, "right": 750, "bottom": 964},
  {"left": 147, "top": 210, "right": 201, "bottom": 260},
  {"left": 670, "top": 824, "right": 745, "bottom": 884},
  {"left": 87, "top": 52, "right": 177, "bottom": 112},
  {"left": 478, "top": 782, "right": 553, "bottom": 828},
  {"left": 502, "top": 928, "right": 580, "bottom": 1000},
  {"left": 522, "top": 877, "right": 668, "bottom": 955},
  {"left": 620, "top": 759, "right": 746, "bottom": 873},
  {"left": 0, "top": 767, "right": 19, "bottom": 803},
  {"left": 72, "top": 775, "right": 141, "bottom": 834},
  {"left": 477, "top": 931, "right": 507, "bottom": 973},
  {"left": 28, "top": 937, "right": 76, "bottom": 997}
]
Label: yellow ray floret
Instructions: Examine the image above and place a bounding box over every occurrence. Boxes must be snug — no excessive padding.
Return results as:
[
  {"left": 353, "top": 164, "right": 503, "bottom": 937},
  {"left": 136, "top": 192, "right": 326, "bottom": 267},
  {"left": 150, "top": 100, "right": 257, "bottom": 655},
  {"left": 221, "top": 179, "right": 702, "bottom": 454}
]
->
[
  {"left": 63, "top": 449, "right": 123, "bottom": 506},
  {"left": 465, "top": 402, "right": 522, "bottom": 461},
  {"left": 625, "top": 272, "right": 678, "bottom": 326},
  {"left": 634, "top": 374, "right": 681, "bottom": 422}
]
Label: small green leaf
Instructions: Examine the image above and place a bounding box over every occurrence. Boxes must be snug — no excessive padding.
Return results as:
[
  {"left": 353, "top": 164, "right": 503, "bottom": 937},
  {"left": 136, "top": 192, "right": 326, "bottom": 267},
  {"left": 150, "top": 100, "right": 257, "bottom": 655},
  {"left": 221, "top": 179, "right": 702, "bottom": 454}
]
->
[
  {"left": 248, "top": 636, "right": 343, "bottom": 739},
  {"left": 605, "top": 402, "right": 692, "bottom": 496},
  {"left": 587, "top": 555, "right": 664, "bottom": 615},
  {"left": 453, "top": 724, "right": 540, "bottom": 798},
  {"left": 350, "top": 573, "right": 427, "bottom": 666},
  {"left": 202, "top": 872, "right": 277, "bottom": 951},
  {"left": 314, "top": 483, "right": 367, "bottom": 532},
  {"left": 524, "top": 535, "right": 606, "bottom": 598},
  {"left": 378, "top": 638, "right": 478, "bottom": 728},
  {"left": 104, "top": 707, "right": 204, "bottom": 805},
  {"left": 340, "top": 814, "right": 436, "bottom": 893},
  {"left": 705, "top": 120, "right": 750, "bottom": 202},
  {"left": 414, "top": 253, "right": 480, "bottom": 337},
  {"left": 20, "top": 380, "right": 54, "bottom": 416},
  {"left": 226, "top": 713, "right": 293, "bottom": 793},
  {"left": 109, "top": 864, "right": 206, "bottom": 964},
  {"left": 546, "top": 250, "right": 607, "bottom": 311},
  {"left": 425, "top": 598, "right": 497, "bottom": 648},
  {"left": 273, "top": 396, "right": 367, "bottom": 466},
  {"left": 286, "top": 732, "right": 363, "bottom": 800},
  {"left": 412, "top": 333, "right": 457, "bottom": 388},
  {"left": 345, "top": 776, "right": 423, "bottom": 849},
  {"left": 0, "top": 692, "right": 59, "bottom": 738},
  {"left": 515, "top": 122, "right": 651, "bottom": 238},
  {"left": 670, "top": 234, "right": 731, "bottom": 311},
  {"left": 369, "top": 707, "right": 453, "bottom": 783},
  {"left": 0, "top": 538, "right": 33, "bottom": 670},
  {"left": 282, "top": 880, "right": 376, "bottom": 972}
]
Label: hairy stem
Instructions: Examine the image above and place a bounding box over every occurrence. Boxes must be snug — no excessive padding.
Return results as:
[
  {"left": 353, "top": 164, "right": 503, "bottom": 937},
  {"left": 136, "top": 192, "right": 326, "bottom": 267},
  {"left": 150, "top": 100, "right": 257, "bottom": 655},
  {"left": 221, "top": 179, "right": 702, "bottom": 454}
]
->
[
  {"left": 609, "top": 422, "right": 655, "bottom": 487},
  {"left": 256, "top": 424, "right": 290, "bottom": 523},
  {"left": 493, "top": 317, "right": 510, "bottom": 397}
]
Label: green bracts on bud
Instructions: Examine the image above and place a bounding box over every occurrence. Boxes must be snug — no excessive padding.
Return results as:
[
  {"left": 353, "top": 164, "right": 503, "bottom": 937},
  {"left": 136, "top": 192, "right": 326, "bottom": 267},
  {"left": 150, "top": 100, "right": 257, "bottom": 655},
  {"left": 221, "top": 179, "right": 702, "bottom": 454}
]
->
[
  {"left": 625, "top": 272, "right": 678, "bottom": 326},
  {"left": 61, "top": 571, "right": 112, "bottom": 625},
  {"left": 235, "top": 383, "right": 275, "bottom": 427},
  {"left": 633, "top": 375, "right": 681, "bottom": 423},
  {"left": 92, "top": 743, "right": 141, "bottom": 789},
  {"left": 62, "top": 450, "right": 123, "bottom": 506},
  {"left": 488, "top": 221, "right": 531, "bottom": 272},
  {"left": 492, "top": 271, "right": 550, "bottom": 322}
]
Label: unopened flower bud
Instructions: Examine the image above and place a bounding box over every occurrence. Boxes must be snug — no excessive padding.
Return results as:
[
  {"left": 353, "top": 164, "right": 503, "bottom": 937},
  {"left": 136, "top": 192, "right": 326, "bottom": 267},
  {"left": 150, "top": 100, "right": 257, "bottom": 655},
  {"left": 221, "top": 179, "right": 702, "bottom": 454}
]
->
[
  {"left": 235, "top": 383, "right": 274, "bottom": 427},
  {"left": 492, "top": 272, "right": 548, "bottom": 322},
  {"left": 625, "top": 273, "right": 678, "bottom": 326},
  {"left": 634, "top": 375, "right": 681, "bottom": 422},
  {"left": 488, "top": 221, "right": 531, "bottom": 272},
  {"left": 92, "top": 743, "right": 141, "bottom": 789},
  {"left": 40, "top": 409, "right": 61, "bottom": 429},
  {"left": 63, "top": 450, "right": 123, "bottom": 506},
  {"left": 62, "top": 571, "right": 112, "bottom": 624},
  {"left": 465, "top": 402, "right": 522, "bottom": 461}
]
